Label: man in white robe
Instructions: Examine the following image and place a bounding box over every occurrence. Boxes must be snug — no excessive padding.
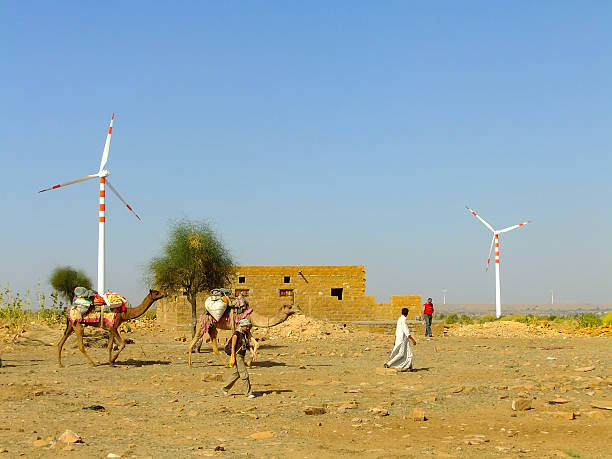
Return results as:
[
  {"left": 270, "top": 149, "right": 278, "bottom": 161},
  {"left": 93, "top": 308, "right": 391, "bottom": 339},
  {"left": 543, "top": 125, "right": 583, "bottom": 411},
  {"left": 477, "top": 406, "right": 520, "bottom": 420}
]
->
[{"left": 385, "top": 308, "right": 417, "bottom": 371}]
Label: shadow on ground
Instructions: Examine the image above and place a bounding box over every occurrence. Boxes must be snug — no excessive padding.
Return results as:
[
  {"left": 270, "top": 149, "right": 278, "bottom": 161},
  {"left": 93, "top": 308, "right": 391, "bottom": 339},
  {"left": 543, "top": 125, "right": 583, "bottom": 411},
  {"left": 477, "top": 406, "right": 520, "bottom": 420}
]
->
[{"left": 113, "top": 359, "right": 171, "bottom": 366}]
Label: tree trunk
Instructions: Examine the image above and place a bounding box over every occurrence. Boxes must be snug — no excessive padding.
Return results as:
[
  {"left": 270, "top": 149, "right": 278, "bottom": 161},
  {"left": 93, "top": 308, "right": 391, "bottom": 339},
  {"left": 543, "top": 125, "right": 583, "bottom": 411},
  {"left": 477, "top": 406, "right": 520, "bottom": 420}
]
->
[{"left": 190, "top": 297, "right": 197, "bottom": 338}]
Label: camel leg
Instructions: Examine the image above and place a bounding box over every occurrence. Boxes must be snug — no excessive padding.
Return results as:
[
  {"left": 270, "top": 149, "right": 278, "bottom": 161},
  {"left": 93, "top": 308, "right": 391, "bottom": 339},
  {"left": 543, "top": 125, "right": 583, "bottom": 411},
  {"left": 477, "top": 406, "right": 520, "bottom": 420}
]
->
[
  {"left": 73, "top": 323, "right": 97, "bottom": 367},
  {"left": 195, "top": 337, "right": 203, "bottom": 353},
  {"left": 109, "top": 329, "right": 126, "bottom": 364},
  {"left": 187, "top": 326, "right": 205, "bottom": 368},
  {"left": 57, "top": 321, "right": 74, "bottom": 368},
  {"left": 107, "top": 330, "right": 116, "bottom": 366},
  {"left": 209, "top": 328, "right": 228, "bottom": 366}
]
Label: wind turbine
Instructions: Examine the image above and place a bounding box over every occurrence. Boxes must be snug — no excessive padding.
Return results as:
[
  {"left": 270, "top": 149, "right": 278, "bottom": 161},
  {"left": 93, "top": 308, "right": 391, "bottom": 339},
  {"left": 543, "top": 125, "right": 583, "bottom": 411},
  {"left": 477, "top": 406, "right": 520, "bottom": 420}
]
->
[
  {"left": 465, "top": 205, "right": 531, "bottom": 318},
  {"left": 442, "top": 289, "right": 447, "bottom": 305},
  {"left": 39, "top": 114, "right": 141, "bottom": 301}
]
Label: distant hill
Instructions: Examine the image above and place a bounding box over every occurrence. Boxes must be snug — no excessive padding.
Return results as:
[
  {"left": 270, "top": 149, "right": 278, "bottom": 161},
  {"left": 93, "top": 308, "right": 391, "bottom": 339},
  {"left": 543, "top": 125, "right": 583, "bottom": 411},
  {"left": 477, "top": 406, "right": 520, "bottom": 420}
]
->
[{"left": 436, "top": 304, "right": 611, "bottom": 315}]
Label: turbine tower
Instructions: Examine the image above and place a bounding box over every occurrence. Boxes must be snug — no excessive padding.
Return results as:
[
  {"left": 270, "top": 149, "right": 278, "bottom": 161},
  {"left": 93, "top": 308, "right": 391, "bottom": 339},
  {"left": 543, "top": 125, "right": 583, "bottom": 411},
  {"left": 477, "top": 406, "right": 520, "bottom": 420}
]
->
[
  {"left": 466, "top": 206, "right": 531, "bottom": 318},
  {"left": 39, "top": 114, "right": 141, "bottom": 300},
  {"left": 442, "top": 289, "right": 447, "bottom": 305}
]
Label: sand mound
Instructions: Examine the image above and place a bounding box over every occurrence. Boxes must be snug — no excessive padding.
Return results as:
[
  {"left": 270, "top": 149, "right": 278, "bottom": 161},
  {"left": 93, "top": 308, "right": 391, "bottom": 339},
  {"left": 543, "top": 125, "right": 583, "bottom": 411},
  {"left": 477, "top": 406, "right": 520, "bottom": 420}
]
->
[
  {"left": 445, "top": 320, "right": 612, "bottom": 338},
  {"left": 257, "top": 314, "right": 354, "bottom": 341},
  {"left": 444, "top": 321, "right": 561, "bottom": 338}
]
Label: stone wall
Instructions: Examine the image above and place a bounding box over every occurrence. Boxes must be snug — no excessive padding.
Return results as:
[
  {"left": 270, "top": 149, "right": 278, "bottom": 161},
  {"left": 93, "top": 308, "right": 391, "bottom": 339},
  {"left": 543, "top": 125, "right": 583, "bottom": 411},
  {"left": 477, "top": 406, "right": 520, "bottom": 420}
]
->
[{"left": 156, "top": 265, "right": 421, "bottom": 330}]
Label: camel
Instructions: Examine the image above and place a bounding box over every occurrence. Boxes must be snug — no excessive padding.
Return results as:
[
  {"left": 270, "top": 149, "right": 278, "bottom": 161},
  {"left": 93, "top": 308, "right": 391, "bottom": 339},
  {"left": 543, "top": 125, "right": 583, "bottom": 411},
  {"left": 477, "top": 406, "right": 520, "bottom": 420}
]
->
[
  {"left": 57, "top": 290, "right": 166, "bottom": 367},
  {"left": 187, "top": 304, "right": 298, "bottom": 368}
]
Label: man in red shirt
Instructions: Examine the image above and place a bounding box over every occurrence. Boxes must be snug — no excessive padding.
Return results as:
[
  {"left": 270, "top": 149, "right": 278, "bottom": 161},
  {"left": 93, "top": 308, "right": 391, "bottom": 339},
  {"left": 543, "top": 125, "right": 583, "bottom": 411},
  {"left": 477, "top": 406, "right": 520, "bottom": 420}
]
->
[{"left": 422, "top": 298, "right": 434, "bottom": 337}]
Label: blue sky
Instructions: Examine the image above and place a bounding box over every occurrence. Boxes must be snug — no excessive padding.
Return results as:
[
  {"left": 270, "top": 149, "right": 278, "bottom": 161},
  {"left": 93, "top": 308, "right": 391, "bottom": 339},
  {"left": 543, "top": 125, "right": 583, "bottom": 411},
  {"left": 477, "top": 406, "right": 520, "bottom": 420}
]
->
[{"left": 1, "top": 2, "right": 610, "bottom": 307}]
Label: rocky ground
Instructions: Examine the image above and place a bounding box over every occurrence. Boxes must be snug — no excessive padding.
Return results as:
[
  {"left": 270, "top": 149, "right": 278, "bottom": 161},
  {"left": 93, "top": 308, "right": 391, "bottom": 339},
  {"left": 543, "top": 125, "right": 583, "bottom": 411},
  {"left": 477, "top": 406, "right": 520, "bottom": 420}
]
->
[{"left": 0, "top": 316, "right": 610, "bottom": 458}]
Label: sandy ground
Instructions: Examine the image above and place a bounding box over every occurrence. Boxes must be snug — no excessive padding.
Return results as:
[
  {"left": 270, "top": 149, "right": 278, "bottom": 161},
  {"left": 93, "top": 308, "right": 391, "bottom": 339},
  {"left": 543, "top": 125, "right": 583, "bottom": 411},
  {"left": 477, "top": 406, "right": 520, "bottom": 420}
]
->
[{"left": 0, "top": 317, "right": 610, "bottom": 459}]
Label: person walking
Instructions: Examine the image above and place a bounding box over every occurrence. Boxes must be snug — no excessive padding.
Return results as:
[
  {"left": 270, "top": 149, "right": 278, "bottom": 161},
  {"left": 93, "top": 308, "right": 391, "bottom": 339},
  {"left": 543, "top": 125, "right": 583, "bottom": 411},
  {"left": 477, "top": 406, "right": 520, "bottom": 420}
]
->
[
  {"left": 222, "top": 318, "right": 258, "bottom": 398},
  {"left": 384, "top": 308, "right": 417, "bottom": 371},
  {"left": 422, "top": 298, "right": 434, "bottom": 337}
]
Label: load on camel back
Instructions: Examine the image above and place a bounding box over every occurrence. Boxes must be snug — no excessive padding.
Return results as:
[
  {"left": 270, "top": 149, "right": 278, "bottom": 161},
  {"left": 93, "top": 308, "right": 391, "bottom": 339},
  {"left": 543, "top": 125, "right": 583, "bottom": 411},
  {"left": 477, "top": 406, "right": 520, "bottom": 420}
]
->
[
  {"left": 201, "top": 288, "right": 251, "bottom": 335},
  {"left": 70, "top": 286, "right": 129, "bottom": 328}
]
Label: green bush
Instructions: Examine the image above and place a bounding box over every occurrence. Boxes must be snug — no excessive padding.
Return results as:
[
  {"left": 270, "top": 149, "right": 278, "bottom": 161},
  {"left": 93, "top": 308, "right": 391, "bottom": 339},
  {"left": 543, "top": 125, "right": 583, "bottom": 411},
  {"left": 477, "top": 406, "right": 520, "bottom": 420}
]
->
[
  {"left": 602, "top": 311, "right": 612, "bottom": 325},
  {"left": 500, "top": 314, "right": 528, "bottom": 323},
  {"left": 478, "top": 314, "right": 497, "bottom": 324},
  {"left": 445, "top": 313, "right": 459, "bottom": 324},
  {"left": 576, "top": 313, "right": 602, "bottom": 328},
  {"left": 460, "top": 314, "right": 473, "bottom": 324}
]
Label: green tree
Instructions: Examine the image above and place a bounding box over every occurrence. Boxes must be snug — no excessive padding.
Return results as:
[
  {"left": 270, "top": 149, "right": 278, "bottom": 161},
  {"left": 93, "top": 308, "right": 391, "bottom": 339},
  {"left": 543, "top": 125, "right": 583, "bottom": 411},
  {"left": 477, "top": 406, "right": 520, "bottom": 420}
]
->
[
  {"left": 147, "top": 219, "right": 234, "bottom": 337},
  {"left": 49, "top": 266, "right": 93, "bottom": 305}
]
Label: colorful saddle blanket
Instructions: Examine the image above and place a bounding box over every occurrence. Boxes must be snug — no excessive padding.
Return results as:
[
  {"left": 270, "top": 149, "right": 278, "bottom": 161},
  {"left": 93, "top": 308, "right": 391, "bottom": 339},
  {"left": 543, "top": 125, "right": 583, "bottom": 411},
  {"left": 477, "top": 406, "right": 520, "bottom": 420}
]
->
[
  {"left": 68, "top": 291, "right": 128, "bottom": 327},
  {"left": 68, "top": 307, "right": 120, "bottom": 328},
  {"left": 198, "top": 307, "right": 253, "bottom": 335}
]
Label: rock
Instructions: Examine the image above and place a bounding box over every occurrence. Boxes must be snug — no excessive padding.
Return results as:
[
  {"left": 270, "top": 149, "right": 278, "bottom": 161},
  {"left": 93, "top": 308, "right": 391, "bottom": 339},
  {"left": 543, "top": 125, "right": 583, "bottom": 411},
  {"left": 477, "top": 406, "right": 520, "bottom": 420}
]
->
[
  {"left": 33, "top": 439, "right": 48, "bottom": 447},
  {"left": 574, "top": 366, "right": 595, "bottom": 372},
  {"left": 369, "top": 407, "right": 389, "bottom": 416},
  {"left": 511, "top": 399, "right": 532, "bottom": 411},
  {"left": 304, "top": 406, "right": 327, "bottom": 415},
  {"left": 409, "top": 408, "right": 426, "bottom": 421},
  {"left": 249, "top": 431, "right": 274, "bottom": 439},
  {"left": 548, "top": 398, "right": 569, "bottom": 405},
  {"left": 376, "top": 368, "right": 397, "bottom": 375},
  {"left": 58, "top": 430, "right": 83, "bottom": 444},
  {"left": 551, "top": 411, "right": 575, "bottom": 420},
  {"left": 107, "top": 454, "right": 122, "bottom": 458},
  {"left": 449, "top": 386, "right": 464, "bottom": 394},
  {"left": 337, "top": 401, "right": 359, "bottom": 411},
  {"left": 463, "top": 435, "right": 487, "bottom": 445},
  {"left": 591, "top": 401, "right": 612, "bottom": 410},
  {"left": 201, "top": 373, "right": 224, "bottom": 382}
]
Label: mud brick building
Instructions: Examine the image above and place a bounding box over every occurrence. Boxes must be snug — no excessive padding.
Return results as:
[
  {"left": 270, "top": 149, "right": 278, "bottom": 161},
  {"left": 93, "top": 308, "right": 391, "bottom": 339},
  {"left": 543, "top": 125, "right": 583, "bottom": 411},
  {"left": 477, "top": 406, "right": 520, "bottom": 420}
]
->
[{"left": 156, "top": 265, "right": 421, "bottom": 331}]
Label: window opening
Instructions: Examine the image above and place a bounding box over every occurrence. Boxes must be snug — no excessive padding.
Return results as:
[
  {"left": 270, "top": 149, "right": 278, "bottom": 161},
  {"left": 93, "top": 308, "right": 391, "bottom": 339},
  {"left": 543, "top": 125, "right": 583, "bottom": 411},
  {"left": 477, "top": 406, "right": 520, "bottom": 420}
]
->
[
  {"left": 238, "top": 276, "right": 245, "bottom": 284},
  {"left": 331, "top": 288, "right": 343, "bottom": 300},
  {"left": 284, "top": 276, "right": 291, "bottom": 283}
]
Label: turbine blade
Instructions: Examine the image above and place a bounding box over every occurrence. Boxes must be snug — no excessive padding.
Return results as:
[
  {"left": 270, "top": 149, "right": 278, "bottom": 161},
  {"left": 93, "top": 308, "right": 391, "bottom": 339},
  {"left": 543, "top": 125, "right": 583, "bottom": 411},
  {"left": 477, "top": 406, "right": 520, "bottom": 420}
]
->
[
  {"left": 498, "top": 220, "right": 531, "bottom": 233},
  {"left": 485, "top": 235, "right": 495, "bottom": 272},
  {"left": 465, "top": 205, "right": 494, "bottom": 232},
  {"left": 106, "top": 179, "right": 141, "bottom": 221},
  {"left": 39, "top": 174, "right": 99, "bottom": 193},
  {"left": 98, "top": 113, "right": 114, "bottom": 173}
]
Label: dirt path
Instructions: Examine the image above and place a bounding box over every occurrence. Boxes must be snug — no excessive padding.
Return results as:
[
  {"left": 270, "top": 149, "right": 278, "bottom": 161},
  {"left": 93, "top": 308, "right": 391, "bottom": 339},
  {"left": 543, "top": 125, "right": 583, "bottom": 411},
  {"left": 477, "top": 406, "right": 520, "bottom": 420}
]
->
[{"left": 0, "top": 319, "right": 610, "bottom": 458}]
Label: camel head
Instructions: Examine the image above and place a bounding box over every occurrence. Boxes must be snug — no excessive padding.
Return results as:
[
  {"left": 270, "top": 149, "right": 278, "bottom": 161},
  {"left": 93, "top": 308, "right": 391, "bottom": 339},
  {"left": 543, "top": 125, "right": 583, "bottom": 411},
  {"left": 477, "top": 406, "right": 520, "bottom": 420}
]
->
[
  {"left": 148, "top": 289, "right": 167, "bottom": 301},
  {"left": 280, "top": 304, "right": 299, "bottom": 317}
]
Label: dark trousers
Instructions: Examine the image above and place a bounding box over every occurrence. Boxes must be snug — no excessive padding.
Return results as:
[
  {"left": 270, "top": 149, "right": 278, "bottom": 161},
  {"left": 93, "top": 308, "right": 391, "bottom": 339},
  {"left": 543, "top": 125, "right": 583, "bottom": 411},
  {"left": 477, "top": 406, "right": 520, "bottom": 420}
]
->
[{"left": 424, "top": 313, "right": 433, "bottom": 336}]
